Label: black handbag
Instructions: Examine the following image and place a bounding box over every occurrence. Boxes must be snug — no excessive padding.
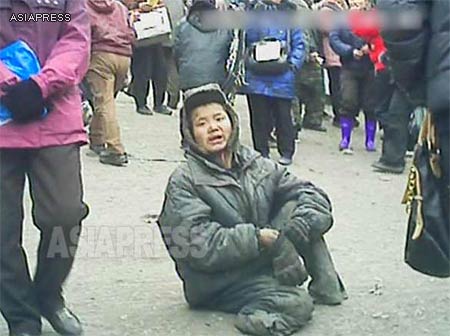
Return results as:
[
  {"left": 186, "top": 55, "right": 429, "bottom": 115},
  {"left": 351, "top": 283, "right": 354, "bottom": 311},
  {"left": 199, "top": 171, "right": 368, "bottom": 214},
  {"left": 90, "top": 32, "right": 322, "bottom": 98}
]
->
[
  {"left": 245, "top": 30, "right": 291, "bottom": 76},
  {"left": 402, "top": 111, "right": 450, "bottom": 278}
]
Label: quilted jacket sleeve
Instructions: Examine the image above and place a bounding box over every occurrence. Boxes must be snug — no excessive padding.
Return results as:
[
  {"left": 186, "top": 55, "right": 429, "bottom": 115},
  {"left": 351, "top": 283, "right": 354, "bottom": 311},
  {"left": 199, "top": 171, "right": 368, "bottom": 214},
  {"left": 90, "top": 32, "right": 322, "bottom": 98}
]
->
[
  {"left": 329, "top": 29, "right": 354, "bottom": 58},
  {"left": 158, "top": 169, "right": 261, "bottom": 273},
  {"left": 288, "top": 28, "right": 306, "bottom": 71},
  {"left": 273, "top": 164, "right": 334, "bottom": 237}
]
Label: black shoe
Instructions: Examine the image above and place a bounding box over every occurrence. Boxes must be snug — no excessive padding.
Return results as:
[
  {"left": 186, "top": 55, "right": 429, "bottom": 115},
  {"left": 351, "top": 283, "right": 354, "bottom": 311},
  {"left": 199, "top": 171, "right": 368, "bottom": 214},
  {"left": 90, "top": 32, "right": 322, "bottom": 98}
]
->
[
  {"left": 87, "top": 144, "right": 105, "bottom": 157},
  {"left": 154, "top": 105, "right": 172, "bottom": 115},
  {"left": 136, "top": 105, "right": 153, "bottom": 115},
  {"left": 99, "top": 151, "right": 128, "bottom": 167},
  {"left": 303, "top": 122, "right": 327, "bottom": 132},
  {"left": 371, "top": 160, "right": 404, "bottom": 174},
  {"left": 42, "top": 307, "right": 83, "bottom": 336}
]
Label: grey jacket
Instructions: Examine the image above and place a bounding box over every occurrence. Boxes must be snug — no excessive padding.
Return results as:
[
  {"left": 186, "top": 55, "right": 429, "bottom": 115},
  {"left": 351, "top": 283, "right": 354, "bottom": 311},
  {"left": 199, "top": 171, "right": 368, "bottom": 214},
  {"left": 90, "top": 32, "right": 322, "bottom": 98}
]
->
[
  {"left": 158, "top": 85, "right": 334, "bottom": 307},
  {"left": 173, "top": 11, "right": 232, "bottom": 90}
]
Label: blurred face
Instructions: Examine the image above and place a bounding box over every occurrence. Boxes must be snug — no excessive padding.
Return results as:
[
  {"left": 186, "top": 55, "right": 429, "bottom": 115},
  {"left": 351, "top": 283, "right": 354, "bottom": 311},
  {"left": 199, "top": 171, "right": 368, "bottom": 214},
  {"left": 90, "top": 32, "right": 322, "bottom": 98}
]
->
[{"left": 191, "top": 103, "right": 232, "bottom": 155}]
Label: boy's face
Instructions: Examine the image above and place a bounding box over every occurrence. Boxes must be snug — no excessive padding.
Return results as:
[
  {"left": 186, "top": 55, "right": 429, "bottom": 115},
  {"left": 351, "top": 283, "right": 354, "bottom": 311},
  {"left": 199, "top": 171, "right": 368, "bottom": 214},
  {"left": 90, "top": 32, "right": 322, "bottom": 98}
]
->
[{"left": 191, "top": 103, "right": 232, "bottom": 155}]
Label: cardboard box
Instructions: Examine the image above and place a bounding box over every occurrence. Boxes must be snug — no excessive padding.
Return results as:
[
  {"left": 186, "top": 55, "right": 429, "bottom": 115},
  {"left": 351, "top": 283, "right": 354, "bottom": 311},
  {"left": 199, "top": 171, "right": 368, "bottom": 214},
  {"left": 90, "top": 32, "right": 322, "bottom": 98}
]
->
[{"left": 133, "top": 7, "right": 172, "bottom": 47}]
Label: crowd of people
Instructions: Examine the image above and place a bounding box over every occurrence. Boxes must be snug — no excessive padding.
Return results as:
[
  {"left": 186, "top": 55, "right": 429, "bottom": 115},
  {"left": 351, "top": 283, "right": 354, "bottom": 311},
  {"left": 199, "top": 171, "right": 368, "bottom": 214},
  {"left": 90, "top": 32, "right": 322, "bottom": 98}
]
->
[{"left": 0, "top": 0, "right": 448, "bottom": 335}]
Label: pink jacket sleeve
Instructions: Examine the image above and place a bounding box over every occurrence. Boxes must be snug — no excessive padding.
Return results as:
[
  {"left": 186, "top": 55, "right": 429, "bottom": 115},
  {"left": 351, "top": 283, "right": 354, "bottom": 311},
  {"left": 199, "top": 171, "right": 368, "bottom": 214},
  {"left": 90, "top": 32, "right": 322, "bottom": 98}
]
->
[
  {"left": 0, "top": 61, "right": 19, "bottom": 95},
  {"left": 33, "top": 0, "right": 91, "bottom": 99}
]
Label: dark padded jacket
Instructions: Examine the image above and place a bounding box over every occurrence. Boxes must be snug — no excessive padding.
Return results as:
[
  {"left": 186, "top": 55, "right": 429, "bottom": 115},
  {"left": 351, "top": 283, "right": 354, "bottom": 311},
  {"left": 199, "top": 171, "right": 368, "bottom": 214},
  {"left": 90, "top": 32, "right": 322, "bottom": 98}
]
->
[
  {"left": 158, "top": 84, "right": 334, "bottom": 307},
  {"left": 377, "top": 0, "right": 450, "bottom": 114},
  {"left": 173, "top": 10, "right": 232, "bottom": 91},
  {"left": 329, "top": 28, "right": 373, "bottom": 72}
]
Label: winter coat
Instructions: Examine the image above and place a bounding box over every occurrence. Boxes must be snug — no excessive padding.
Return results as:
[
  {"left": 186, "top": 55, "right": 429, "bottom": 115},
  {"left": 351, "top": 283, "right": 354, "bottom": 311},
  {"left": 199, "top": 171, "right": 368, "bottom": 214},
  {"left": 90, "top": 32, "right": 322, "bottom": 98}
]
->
[
  {"left": 162, "top": 0, "right": 186, "bottom": 47},
  {"left": 241, "top": 0, "right": 305, "bottom": 99},
  {"left": 329, "top": 27, "right": 373, "bottom": 72},
  {"left": 87, "top": 0, "right": 135, "bottom": 57},
  {"left": 173, "top": 11, "right": 232, "bottom": 91},
  {"left": 0, "top": 0, "right": 90, "bottom": 149},
  {"left": 318, "top": 0, "right": 342, "bottom": 68},
  {"left": 377, "top": 0, "right": 450, "bottom": 114},
  {"left": 349, "top": 9, "right": 386, "bottom": 72},
  {"left": 158, "top": 84, "right": 333, "bottom": 307}
]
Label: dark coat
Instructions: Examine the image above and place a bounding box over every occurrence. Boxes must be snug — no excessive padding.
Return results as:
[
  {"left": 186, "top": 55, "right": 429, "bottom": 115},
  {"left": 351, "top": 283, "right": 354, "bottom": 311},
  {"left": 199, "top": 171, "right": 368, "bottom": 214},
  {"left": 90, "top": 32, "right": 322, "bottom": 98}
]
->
[
  {"left": 329, "top": 28, "right": 373, "bottom": 72},
  {"left": 377, "top": 0, "right": 450, "bottom": 114},
  {"left": 157, "top": 84, "right": 333, "bottom": 307},
  {"left": 173, "top": 11, "right": 232, "bottom": 91}
]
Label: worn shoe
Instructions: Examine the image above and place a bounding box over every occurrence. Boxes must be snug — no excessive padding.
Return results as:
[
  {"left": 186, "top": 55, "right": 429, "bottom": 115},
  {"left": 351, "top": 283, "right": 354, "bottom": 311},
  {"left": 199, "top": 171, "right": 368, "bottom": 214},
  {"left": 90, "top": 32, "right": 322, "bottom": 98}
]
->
[
  {"left": 371, "top": 160, "right": 404, "bottom": 174},
  {"left": 136, "top": 105, "right": 153, "bottom": 115},
  {"left": 99, "top": 151, "right": 128, "bottom": 167},
  {"left": 278, "top": 157, "right": 293, "bottom": 166},
  {"left": 42, "top": 307, "right": 82, "bottom": 336},
  {"left": 154, "top": 105, "right": 172, "bottom": 115},
  {"left": 87, "top": 144, "right": 105, "bottom": 157},
  {"left": 303, "top": 122, "right": 327, "bottom": 132}
]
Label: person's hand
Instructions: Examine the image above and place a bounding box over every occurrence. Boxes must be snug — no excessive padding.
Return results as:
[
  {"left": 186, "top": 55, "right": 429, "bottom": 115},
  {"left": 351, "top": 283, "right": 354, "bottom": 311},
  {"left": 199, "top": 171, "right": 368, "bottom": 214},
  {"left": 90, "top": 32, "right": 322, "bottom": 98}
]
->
[
  {"left": 353, "top": 49, "right": 364, "bottom": 60},
  {"left": 360, "top": 44, "right": 370, "bottom": 55},
  {"left": 258, "top": 228, "right": 279, "bottom": 248},
  {"left": 1, "top": 78, "right": 46, "bottom": 123}
]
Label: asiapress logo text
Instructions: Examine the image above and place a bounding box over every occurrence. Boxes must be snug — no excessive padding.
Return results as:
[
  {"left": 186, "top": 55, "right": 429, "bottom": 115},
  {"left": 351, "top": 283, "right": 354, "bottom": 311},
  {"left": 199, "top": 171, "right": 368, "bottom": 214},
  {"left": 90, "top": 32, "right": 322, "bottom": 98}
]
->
[{"left": 10, "top": 13, "right": 71, "bottom": 22}]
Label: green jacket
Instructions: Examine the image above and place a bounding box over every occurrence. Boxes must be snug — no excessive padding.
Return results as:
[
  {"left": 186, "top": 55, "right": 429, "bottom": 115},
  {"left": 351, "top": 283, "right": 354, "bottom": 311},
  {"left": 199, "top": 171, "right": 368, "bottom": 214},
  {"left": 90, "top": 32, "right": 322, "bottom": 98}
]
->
[{"left": 158, "top": 85, "right": 333, "bottom": 307}]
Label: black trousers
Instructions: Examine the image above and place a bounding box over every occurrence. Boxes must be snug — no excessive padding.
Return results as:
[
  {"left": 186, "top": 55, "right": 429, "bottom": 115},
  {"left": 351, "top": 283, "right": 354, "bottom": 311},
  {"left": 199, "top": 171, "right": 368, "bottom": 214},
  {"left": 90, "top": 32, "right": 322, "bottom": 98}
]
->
[
  {"left": 373, "top": 68, "right": 395, "bottom": 125},
  {"left": 129, "top": 44, "right": 167, "bottom": 109},
  {"left": 340, "top": 67, "right": 376, "bottom": 120},
  {"left": 326, "top": 66, "right": 341, "bottom": 121},
  {"left": 0, "top": 145, "right": 88, "bottom": 335},
  {"left": 379, "top": 88, "right": 414, "bottom": 166},
  {"left": 247, "top": 94, "right": 295, "bottom": 159}
]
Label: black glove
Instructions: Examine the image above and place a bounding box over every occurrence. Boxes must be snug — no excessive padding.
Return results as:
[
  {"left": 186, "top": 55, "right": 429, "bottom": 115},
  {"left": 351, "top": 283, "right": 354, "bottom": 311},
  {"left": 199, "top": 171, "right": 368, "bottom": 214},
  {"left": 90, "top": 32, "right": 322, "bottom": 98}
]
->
[
  {"left": 1, "top": 79, "right": 45, "bottom": 123},
  {"left": 271, "top": 235, "right": 308, "bottom": 286}
]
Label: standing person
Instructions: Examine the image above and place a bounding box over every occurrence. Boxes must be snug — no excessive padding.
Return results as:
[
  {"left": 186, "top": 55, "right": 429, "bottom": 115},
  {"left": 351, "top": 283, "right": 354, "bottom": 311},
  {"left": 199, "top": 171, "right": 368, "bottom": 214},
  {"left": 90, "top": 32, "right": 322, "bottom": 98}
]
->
[
  {"left": 0, "top": 1, "right": 90, "bottom": 336},
  {"left": 318, "top": 0, "right": 345, "bottom": 127},
  {"left": 293, "top": 0, "right": 327, "bottom": 133},
  {"left": 162, "top": 0, "right": 186, "bottom": 112},
  {"left": 158, "top": 84, "right": 346, "bottom": 336},
  {"left": 125, "top": 1, "right": 171, "bottom": 115},
  {"left": 243, "top": 0, "right": 305, "bottom": 166},
  {"left": 174, "top": 0, "right": 232, "bottom": 146},
  {"left": 86, "top": 0, "right": 136, "bottom": 166},
  {"left": 378, "top": 0, "right": 449, "bottom": 221},
  {"left": 329, "top": 0, "right": 376, "bottom": 153}
]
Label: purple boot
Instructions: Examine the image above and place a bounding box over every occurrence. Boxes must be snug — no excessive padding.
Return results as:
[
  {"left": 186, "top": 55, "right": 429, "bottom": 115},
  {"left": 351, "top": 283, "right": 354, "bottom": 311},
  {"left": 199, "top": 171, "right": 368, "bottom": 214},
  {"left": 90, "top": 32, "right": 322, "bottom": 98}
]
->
[
  {"left": 339, "top": 117, "right": 353, "bottom": 151},
  {"left": 365, "top": 119, "right": 377, "bottom": 152}
]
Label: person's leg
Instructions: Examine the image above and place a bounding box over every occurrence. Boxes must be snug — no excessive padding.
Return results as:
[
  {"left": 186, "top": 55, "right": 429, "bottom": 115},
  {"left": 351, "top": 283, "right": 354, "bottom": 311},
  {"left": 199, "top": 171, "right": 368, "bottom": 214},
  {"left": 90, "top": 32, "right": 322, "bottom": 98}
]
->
[
  {"left": 328, "top": 66, "right": 341, "bottom": 125},
  {"left": 164, "top": 47, "right": 181, "bottom": 110},
  {"left": 373, "top": 88, "right": 413, "bottom": 172},
  {"left": 273, "top": 97, "right": 296, "bottom": 161},
  {"left": 361, "top": 69, "right": 377, "bottom": 151},
  {"left": 86, "top": 52, "right": 126, "bottom": 156},
  {"left": 247, "top": 94, "right": 272, "bottom": 158},
  {"left": 29, "top": 145, "right": 88, "bottom": 330},
  {"left": 302, "top": 63, "right": 326, "bottom": 131},
  {"left": 0, "top": 150, "right": 42, "bottom": 335},
  {"left": 151, "top": 45, "right": 169, "bottom": 113},
  {"left": 339, "top": 68, "right": 359, "bottom": 151},
  {"left": 272, "top": 200, "right": 347, "bottom": 305},
  {"left": 129, "top": 47, "right": 152, "bottom": 109},
  {"left": 210, "top": 276, "right": 313, "bottom": 336}
]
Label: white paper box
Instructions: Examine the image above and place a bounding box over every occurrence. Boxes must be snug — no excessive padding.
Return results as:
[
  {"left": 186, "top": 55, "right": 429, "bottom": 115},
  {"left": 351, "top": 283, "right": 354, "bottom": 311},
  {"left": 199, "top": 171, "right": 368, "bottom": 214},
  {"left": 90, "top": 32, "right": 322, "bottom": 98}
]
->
[
  {"left": 254, "top": 41, "right": 282, "bottom": 62},
  {"left": 134, "top": 7, "right": 172, "bottom": 47}
]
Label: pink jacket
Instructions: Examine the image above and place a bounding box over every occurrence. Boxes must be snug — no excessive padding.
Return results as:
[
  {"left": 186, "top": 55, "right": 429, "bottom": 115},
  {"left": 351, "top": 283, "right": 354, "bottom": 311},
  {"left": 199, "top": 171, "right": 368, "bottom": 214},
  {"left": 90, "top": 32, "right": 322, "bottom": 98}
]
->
[
  {"left": 319, "top": 1, "right": 342, "bottom": 68},
  {"left": 87, "top": 0, "right": 135, "bottom": 57},
  {"left": 0, "top": 0, "right": 90, "bottom": 149}
]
